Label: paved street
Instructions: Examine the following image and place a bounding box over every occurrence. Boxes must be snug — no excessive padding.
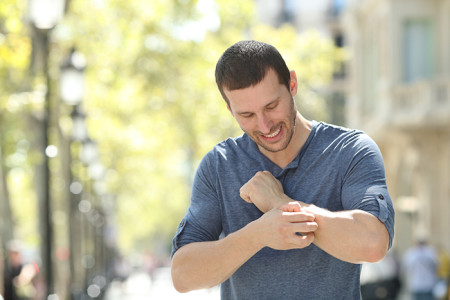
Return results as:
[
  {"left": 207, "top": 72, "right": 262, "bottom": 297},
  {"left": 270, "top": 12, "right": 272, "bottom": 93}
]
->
[{"left": 104, "top": 267, "right": 220, "bottom": 300}]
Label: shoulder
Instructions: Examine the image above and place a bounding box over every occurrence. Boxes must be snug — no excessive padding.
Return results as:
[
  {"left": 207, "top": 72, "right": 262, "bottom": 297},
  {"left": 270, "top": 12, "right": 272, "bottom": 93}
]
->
[
  {"left": 312, "top": 121, "right": 378, "bottom": 154},
  {"left": 203, "top": 134, "right": 255, "bottom": 163},
  {"left": 315, "top": 121, "right": 365, "bottom": 141},
  {"left": 197, "top": 134, "right": 247, "bottom": 173},
  {"left": 195, "top": 135, "right": 256, "bottom": 190}
]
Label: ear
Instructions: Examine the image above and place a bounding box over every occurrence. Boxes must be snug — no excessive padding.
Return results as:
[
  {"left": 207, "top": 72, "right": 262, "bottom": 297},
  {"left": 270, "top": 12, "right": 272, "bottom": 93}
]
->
[
  {"left": 227, "top": 103, "right": 234, "bottom": 116},
  {"left": 289, "top": 70, "right": 298, "bottom": 97}
]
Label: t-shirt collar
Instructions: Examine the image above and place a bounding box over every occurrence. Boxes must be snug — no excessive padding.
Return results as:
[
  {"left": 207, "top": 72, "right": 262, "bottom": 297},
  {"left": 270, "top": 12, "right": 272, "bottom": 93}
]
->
[{"left": 243, "top": 120, "right": 318, "bottom": 178}]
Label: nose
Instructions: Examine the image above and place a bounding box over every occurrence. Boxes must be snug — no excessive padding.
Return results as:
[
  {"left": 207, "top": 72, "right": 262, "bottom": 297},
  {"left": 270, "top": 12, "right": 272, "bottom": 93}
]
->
[{"left": 257, "top": 112, "right": 272, "bottom": 134}]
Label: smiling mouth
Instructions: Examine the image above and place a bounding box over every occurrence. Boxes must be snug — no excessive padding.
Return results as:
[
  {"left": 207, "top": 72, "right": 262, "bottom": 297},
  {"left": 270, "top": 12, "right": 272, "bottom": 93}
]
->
[{"left": 262, "top": 127, "right": 281, "bottom": 138}]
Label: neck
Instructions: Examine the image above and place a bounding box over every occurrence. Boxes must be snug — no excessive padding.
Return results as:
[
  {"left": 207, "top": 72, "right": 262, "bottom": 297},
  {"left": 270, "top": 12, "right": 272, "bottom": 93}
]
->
[{"left": 263, "top": 113, "right": 312, "bottom": 169}]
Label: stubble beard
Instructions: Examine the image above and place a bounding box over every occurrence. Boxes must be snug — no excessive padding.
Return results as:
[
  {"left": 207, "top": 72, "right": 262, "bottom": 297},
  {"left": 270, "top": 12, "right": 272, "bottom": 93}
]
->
[{"left": 250, "top": 98, "right": 297, "bottom": 153}]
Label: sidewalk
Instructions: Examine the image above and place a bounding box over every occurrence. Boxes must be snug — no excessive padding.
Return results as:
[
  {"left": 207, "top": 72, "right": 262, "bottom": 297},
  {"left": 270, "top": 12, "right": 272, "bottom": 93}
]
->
[{"left": 104, "top": 267, "right": 220, "bottom": 300}]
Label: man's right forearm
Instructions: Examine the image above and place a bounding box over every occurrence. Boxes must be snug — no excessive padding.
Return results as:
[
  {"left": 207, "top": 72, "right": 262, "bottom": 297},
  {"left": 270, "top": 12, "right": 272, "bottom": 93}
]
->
[{"left": 171, "top": 220, "right": 263, "bottom": 293}]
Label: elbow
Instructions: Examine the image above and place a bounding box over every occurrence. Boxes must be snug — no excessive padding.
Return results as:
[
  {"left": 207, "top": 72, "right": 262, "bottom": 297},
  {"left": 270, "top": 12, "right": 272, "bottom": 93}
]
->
[
  {"left": 171, "top": 250, "right": 202, "bottom": 293},
  {"left": 171, "top": 265, "right": 191, "bottom": 293},
  {"left": 363, "top": 232, "right": 389, "bottom": 263},
  {"left": 171, "top": 257, "right": 194, "bottom": 293},
  {"left": 360, "top": 214, "right": 390, "bottom": 263},
  {"left": 172, "top": 279, "right": 190, "bottom": 293},
  {"left": 364, "top": 245, "right": 387, "bottom": 263}
]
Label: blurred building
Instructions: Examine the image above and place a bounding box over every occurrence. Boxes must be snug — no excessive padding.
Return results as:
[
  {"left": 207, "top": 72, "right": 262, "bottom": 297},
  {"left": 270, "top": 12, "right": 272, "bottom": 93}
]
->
[
  {"left": 254, "top": 0, "right": 450, "bottom": 254},
  {"left": 254, "top": 0, "right": 348, "bottom": 126},
  {"left": 343, "top": 0, "right": 450, "bottom": 254}
]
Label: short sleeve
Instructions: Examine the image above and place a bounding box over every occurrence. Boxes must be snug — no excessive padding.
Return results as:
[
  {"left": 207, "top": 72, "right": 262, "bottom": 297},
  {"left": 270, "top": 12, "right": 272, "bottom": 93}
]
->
[
  {"left": 171, "top": 153, "right": 223, "bottom": 257},
  {"left": 341, "top": 134, "right": 395, "bottom": 248}
]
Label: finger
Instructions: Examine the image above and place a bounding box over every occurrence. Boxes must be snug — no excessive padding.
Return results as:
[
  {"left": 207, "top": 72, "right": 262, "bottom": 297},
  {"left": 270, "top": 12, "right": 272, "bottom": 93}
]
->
[
  {"left": 291, "top": 221, "right": 318, "bottom": 233},
  {"left": 240, "top": 192, "right": 251, "bottom": 203},
  {"left": 262, "top": 171, "right": 283, "bottom": 189},
  {"left": 298, "top": 232, "right": 315, "bottom": 245},
  {"left": 262, "top": 171, "right": 279, "bottom": 183},
  {"left": 239, "top": 185, "right": 252, "bottom": 203},
  {"left": 282, "top": 211, "right": 315, "bottom": 222},
  {"left": 284, "top": 221, "right": 318, "bottom": 235},
  {"left": 253, "top": 171, "right": 265, "bottom": 179},
  {"left": 288, "top": 232, "right": 315, "bottom": 248},
  {"left": 279, "top": 201, "right": 301, "bottom": 212}
]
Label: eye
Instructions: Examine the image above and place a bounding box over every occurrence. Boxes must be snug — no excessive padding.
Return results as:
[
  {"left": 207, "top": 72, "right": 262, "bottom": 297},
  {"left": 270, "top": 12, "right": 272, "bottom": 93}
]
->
[
  {"left": 240, "top": 113, "right": 254, "bottom": 118},
  {"left": 266, "top": 101, "right": 278, "bottom": 110}
]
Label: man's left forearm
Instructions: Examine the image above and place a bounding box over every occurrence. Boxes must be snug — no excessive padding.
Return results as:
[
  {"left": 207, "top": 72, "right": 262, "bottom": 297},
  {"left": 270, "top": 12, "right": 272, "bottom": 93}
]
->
[{"left": 300, "top": 204, "right": 389, "bottom": 264}]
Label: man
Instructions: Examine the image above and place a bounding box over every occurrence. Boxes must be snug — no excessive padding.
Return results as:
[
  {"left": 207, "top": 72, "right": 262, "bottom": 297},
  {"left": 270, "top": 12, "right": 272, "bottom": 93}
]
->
[
  {"left": 402, "top": 238, "right": 439, "bottom": 300},
  {"left": 171, "top": 40, "right": 395, "bottom": 299},
  {"left": 2, "top": 240, "right": 37, "bottom": 300}
]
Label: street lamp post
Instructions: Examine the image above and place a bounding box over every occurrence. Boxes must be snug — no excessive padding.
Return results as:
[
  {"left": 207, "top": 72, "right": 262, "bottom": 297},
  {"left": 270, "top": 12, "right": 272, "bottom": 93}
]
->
[
  {"left": 60, "top": 48, "right": 86, "bottom": 299},
  {"left": 60, "top": 48, "right": 86, "bottom": 106},
  {"left": 28, "top": 0, "right": 66, "bottom": 296}
]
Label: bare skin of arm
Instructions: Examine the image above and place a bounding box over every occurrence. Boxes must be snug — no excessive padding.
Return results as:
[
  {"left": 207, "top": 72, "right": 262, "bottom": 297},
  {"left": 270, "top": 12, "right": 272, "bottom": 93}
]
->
[
  {"left": 171, "top": 203, "right": 318, "bottom": 292},
  {"left": 240, "top": 171, "right": 390, "bottom": 264}
]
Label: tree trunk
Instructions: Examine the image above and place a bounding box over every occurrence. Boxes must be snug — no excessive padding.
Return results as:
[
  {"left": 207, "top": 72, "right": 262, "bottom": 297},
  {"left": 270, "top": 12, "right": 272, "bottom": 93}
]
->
[
  {"left": 0, "top": 126, "right": 14, "bottom": 297},
  {"left": 0, "top": 130, "right": 14, "bottom": 250}
]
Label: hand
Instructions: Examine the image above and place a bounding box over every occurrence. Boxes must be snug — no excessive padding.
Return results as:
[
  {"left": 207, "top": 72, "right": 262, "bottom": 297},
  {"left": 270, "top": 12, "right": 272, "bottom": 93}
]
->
[
  {"left": 252, "top": 207, "right": 318, "bottom": 250},
  {"left": 279, "top": 201, "right": 302, "bottom": 212},
  {"left": 240, "top": 171, "right": 290, "bottom": 213}
]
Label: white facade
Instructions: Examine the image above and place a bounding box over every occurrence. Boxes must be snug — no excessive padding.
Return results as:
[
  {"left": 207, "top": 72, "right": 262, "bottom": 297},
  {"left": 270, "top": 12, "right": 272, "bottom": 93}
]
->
[{"left": 343, "top": 0, "right": 450, "bottom": 253}]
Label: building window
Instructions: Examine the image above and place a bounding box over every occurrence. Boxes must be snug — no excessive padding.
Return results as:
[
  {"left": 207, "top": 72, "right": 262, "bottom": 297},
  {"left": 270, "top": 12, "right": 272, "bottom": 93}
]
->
[
  {"left": 333, "top": 33, "right": 346, "bottom": 79},
  {"left": 362, "top": 25, "right": 377, "bottom": 115},
  {"left": 327, "top": 92, "right": 346, "bottom": 126},
  {"left": 280, "top": 0, "right": 297, "bottom": 24},
  {"left": 402, "top": 19, "right": 434, "bottom": 83},
  {"left": 332, "top": 0, "right": 347, "bottom": 17}
]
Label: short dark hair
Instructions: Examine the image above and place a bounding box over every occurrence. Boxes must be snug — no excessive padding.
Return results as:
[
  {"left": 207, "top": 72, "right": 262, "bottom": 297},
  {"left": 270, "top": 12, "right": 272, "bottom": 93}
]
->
[{"left": 215, "top": 40, "right": 291, "bottom": 105}]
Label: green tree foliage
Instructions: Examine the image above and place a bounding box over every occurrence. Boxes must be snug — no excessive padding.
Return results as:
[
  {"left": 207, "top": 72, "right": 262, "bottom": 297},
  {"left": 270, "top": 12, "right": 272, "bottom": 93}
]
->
[
  {"left": 58, "top": 0, "right": 256, "bottom": 254},
  {"left": 0, "top": 0, "right": 39, "bottom": 248},
  {"left": 1, "top": 0, "right": 343, "bottom": 258}
]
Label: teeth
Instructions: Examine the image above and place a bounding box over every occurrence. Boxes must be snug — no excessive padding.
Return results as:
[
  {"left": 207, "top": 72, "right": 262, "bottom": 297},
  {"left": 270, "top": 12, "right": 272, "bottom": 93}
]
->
[{"left": 264, "top": 127, "right": 280, "bottom": 138}]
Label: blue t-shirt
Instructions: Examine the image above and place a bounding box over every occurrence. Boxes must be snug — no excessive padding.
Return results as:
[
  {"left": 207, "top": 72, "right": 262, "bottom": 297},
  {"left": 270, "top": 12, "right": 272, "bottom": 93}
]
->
[{"left": 172, "top": 121, "right": 395, "bottom": 299}]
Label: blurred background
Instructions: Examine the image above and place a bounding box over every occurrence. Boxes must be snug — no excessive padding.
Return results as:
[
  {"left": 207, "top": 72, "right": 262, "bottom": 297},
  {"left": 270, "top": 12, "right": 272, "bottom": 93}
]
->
[{"left": 0, "top": 0, "right": 448, "bottom": 299}]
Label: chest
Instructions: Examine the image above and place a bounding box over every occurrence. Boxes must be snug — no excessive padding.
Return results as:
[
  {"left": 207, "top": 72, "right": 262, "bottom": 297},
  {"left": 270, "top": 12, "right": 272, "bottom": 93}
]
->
[{"left": 217, "top": 161, "right": 344, "bottom": 235}]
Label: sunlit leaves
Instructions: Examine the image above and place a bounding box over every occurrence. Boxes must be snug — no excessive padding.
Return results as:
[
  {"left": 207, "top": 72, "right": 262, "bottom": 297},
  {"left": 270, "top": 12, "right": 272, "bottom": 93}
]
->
[
  {"left": 0, "top": 0, "right": 31, "bottom": 95},
  {"left": 1, "top": 0, "right": 342, "bottom": 256},
  {"left": 55, "top": 0, "right": 258, "bottom": 253}
]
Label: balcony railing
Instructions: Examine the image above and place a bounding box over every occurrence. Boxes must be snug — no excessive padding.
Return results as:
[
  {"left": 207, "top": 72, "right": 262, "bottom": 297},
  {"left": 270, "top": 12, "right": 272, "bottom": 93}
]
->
[{"left": 389, "top": 79, "right": 450, "bottom": 128}]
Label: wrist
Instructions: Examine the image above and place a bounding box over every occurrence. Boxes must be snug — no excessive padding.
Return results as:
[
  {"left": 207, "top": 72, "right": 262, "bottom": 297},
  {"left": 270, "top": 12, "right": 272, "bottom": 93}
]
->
[
  {"left": 274, "top": 194, "right": 293, "bottom": 210},
  {"left": 244, "top": 219, "right": 267, "bottom": 250}
]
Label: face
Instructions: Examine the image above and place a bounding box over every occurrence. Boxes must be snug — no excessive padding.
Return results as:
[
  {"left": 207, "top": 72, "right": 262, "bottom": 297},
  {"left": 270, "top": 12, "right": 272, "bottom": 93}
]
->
[
  {"left": 225, "top": 69, "right": 298, "bottom": 154},
  {"left": 8, "top": 250, "right": 22, "bottom": 266}
]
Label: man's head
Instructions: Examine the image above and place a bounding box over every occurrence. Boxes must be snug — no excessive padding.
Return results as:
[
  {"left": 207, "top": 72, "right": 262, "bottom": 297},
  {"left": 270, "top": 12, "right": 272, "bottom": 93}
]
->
[
  {"left": 7, "top": 240, "right": 23, "bottom": 267},
  {"left": 215, "top": 41, "right": 302, "bottom": 159},
  {"left": 215, "top": 40, "right": 291, "bottom": 106}
]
